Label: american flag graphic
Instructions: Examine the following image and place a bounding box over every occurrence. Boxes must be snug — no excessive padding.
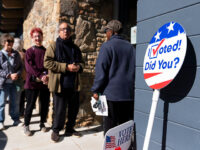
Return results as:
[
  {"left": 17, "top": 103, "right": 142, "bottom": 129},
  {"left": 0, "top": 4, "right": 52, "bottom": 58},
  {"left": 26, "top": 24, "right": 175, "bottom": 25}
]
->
[
  {"left": 149, "top": 22, "right": 184, "bottom": 44},
  {"left": 106, "top": 136, "right": 116, "bottom": 148}
]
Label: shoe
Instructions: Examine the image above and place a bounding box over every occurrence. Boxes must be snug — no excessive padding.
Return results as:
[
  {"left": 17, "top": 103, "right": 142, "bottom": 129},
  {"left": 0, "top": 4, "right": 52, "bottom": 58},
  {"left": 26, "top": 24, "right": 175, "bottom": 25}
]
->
[
  {"left": 13, "top": 120, "right": 23, "bottom": 126},
  {"left": 51, "top": 132, "right": 60, "bottom": 142},
  {"left": 40, "top": 123, "right": 48, "bottom": 132},
  {"left": 65, "top": 129, "right": 82, "bottom": 137},
  {"left": 41, "top": 127, "right": 48, "bottom": 132},
  {"left": 0, "top": 123, "right": 5, "bottom": 130},
  {"left": 24, "top": 126, "right": 32, "bottom": 136}
]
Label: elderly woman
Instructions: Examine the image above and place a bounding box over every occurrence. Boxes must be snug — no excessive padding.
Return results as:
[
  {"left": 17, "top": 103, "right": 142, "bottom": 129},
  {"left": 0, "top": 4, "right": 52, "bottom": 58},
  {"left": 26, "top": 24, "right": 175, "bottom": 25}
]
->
[
  {"left": 24, "top": 27, "right": 50, "bottom": 136},
  {"left": 0, "top": 34, "right": 22, "bottom": 130},
  {"left": 13, "top": 38, "right": 26, "bottom": 118}
]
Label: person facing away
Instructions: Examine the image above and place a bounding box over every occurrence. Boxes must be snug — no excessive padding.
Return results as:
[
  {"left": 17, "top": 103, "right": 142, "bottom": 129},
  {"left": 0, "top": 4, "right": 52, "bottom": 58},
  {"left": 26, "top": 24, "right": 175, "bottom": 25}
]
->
[
  {"left": 23, "top": 27, "right": 50, "bottom": 136},
  {"left": 13, "top": 38, "right": 26, "bottom": 118},
  {"left": 91, "top": 20, "right": 136, "bottom": 135},
  {"left": 0, "top": 34, "right": 23, "bottom": 130},
  {"left": 44, "top": 20, "right": 84, "bottom": 142}
]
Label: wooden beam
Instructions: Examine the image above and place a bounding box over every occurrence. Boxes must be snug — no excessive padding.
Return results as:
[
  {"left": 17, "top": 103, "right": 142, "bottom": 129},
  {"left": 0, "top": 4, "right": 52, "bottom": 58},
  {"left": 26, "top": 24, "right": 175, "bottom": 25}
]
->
[
  {"left": 2, "top": 0, "right": 24, "bottom": 9},
  {"left": 0, "top": 25, "right": 18, "bottom": 30},
  {"left": 0, "top": 29, "right": 17, "bottom": 33},
  {"left": 0, "top": 18, "right": 22, "bottom": 25},
  {"left": 1, "top": 10, "right": 23, "bottom": 18}
]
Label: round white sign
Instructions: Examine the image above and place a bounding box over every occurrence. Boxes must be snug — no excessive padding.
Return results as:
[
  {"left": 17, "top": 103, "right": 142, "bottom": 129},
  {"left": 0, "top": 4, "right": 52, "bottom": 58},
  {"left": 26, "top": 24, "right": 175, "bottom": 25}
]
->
[{"left": 143, "top": 22, "right": 187, "bottom": 89}]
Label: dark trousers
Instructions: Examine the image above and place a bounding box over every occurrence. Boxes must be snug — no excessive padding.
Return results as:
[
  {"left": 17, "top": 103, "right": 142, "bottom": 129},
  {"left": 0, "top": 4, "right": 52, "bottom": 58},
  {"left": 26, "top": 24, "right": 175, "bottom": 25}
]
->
[
  {"left": 19, "top": 90, "right": 25, "bottom": 117},
  {"left": 52, "top": 89, "right": 79, "bottom": 133},
  {"left": 24, "top": 89, "right": 50, "bottom": 127},
  {"left": 103, "top": 100, "right": 134, "bottom": 135}
]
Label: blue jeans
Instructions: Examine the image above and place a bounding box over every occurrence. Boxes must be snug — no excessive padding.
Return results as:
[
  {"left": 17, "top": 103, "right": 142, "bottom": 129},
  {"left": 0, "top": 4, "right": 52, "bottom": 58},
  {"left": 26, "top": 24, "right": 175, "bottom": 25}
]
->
[{"left": 0, "top": 83, "right": 19, "bottom": 123}]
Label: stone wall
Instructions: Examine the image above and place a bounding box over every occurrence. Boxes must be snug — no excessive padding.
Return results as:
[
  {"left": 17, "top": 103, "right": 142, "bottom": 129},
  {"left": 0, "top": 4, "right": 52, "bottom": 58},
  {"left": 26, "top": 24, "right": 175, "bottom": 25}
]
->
[
  {"left": 23, "top": 0, "right": 113, "bottom": 125},
  {"left": 59, "top": 0, "right": 112, "bottom": 124},
  {"left": 23, "top": 0, "right": 60, "bottom": 49}
]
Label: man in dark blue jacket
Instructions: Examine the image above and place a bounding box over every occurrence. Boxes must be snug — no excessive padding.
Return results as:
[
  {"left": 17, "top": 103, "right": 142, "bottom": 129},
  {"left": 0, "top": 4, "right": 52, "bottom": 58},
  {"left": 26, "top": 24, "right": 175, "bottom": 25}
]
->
[{"left": 91, "top": 20, "right": 136, "bottom": 134}]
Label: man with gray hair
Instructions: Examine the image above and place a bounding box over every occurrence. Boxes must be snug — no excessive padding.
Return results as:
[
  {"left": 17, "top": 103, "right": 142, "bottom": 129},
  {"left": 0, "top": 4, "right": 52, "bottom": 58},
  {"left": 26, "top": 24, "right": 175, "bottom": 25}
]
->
[
  {"left": 91, "top": 20, "right": 136, "bottom": 134},
  {"left": 44, "top": 21, "right": 84, "bottom": 142}
]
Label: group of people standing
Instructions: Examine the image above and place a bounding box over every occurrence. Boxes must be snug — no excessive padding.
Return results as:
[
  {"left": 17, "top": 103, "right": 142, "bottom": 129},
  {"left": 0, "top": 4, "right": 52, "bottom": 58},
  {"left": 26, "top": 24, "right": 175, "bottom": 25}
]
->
[
  {"left": 0, "top": 19, "right": 135, "bottom": 143},
  {"left": 0, "top": 21, "right": 84, "bottom": 142}
]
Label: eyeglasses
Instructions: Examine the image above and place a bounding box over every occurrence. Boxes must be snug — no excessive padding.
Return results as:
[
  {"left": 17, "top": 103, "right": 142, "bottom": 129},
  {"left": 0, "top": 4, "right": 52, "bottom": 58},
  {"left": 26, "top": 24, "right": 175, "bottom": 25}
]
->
[
  {"left": 59, "top": 28, "right": 71, "bottom": 32},
  {"left": 6, "top": 40, "right": 14, "bottom": 43},
  {"left": 32, "top": 35, "right": 42, "bottom": 38}
]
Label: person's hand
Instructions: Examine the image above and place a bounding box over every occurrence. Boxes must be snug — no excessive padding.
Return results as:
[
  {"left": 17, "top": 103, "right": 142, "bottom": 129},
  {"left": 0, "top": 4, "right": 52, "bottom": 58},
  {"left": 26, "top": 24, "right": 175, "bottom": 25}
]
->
[
  {"left": 67, "top": 64, "right": 80, "bottom": 72},
  {"left": 10, "top": 73, "right": 18, "bottom": 80},
  {"left": 41, "top": 75, "right": 49, "bottom": 85},
  {"left": 93, "top": 93, "right": 99, "bottom": 101},
  {"left": 73, "top": 64, "right": 80, "bottom": 72}
]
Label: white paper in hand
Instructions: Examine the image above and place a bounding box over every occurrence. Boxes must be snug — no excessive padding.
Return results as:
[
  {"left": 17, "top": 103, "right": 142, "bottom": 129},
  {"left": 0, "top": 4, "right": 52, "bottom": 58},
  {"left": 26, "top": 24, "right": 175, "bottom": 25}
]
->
[{"left": 90, "top": 95, "right": 108, "bottom": 116}]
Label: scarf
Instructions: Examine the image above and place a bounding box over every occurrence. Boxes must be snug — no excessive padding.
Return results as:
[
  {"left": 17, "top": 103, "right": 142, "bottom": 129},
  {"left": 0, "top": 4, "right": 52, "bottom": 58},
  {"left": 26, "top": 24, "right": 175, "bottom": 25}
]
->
[{"left": 55, "top": 37, "right": 77, "bottom": 63}]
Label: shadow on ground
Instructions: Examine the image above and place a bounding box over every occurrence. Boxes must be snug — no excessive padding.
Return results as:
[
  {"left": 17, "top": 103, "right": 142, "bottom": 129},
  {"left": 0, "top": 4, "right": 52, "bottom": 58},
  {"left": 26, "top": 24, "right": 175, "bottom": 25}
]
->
[
  {"left": 60, "top": 125, "right": 103, "bottom": 137},
  {"left": 78, "top": 125, "right": 103, "bottom": 135},
  {"left": 0, "top": 131, "right": 7, "bottom": 150}
]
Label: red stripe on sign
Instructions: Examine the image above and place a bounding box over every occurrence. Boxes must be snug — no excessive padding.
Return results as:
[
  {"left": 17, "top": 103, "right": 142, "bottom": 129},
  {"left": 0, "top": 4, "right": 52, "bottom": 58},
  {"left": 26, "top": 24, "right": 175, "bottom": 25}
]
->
[
  {"left": 144, "top": 72, "right": 162, "bottom": 79},
  {"left": 150, "top": 79, "right": 172, "bottom": 89}
]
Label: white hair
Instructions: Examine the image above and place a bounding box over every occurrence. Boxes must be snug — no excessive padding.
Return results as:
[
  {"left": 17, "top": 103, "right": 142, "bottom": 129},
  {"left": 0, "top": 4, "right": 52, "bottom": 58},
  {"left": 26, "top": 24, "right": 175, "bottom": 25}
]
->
[{"left": 13, "top": 38, "right": 23, "bottom": 51}]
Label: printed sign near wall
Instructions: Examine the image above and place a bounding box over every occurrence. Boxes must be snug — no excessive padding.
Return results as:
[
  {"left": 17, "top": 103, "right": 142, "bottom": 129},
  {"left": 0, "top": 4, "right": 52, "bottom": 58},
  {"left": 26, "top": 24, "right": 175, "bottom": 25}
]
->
[
  {"left": 103, "top": 120, "right": 134, "bottom": 150},
  {"left": 143, "top": 22, "right": 187, "bottom": 89}
]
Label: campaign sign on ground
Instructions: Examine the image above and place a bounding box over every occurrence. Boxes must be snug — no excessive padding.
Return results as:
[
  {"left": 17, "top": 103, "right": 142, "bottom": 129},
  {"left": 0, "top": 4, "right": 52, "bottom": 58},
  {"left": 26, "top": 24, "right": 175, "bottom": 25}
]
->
[
  {"left": 143, "top": 22, "right": 187, "bottom": 89},
  {"left": 103, "top": 120, "right": 134, "bottom": 150}
]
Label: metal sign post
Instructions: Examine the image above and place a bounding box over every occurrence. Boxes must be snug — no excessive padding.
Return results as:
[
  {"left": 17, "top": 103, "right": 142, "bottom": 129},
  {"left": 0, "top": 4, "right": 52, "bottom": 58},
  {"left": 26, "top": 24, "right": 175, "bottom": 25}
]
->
[{"left": 143, "top": 89, "right": 160, "bottom": 150}]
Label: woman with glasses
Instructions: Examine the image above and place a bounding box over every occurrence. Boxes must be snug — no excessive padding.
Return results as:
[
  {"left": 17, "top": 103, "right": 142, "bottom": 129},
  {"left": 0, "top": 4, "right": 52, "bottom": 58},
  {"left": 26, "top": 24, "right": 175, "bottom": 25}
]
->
[
  {"left": 24, "top": 27, "right": 50, "bottom": 136},
  {"left": 0, "top": 34, "right": 23, "bottom": 130}
]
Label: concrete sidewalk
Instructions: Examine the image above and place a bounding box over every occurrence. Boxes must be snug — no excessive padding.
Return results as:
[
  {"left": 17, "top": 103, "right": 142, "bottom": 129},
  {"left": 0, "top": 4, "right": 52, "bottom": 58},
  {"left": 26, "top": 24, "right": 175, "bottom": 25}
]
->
[{"left": 0, "top": 104, "right": 104, "bottom": 150}]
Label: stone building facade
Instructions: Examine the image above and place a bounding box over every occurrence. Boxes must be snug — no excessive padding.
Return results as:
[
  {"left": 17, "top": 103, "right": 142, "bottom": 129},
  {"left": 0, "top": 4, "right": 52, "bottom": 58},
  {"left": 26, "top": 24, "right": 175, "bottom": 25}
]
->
[
  {"left": 23, "top": 0, "right": 115, "bottom": 125},
  {"left": 22, "top": 0, "right": 136, "bottom": 126}
]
